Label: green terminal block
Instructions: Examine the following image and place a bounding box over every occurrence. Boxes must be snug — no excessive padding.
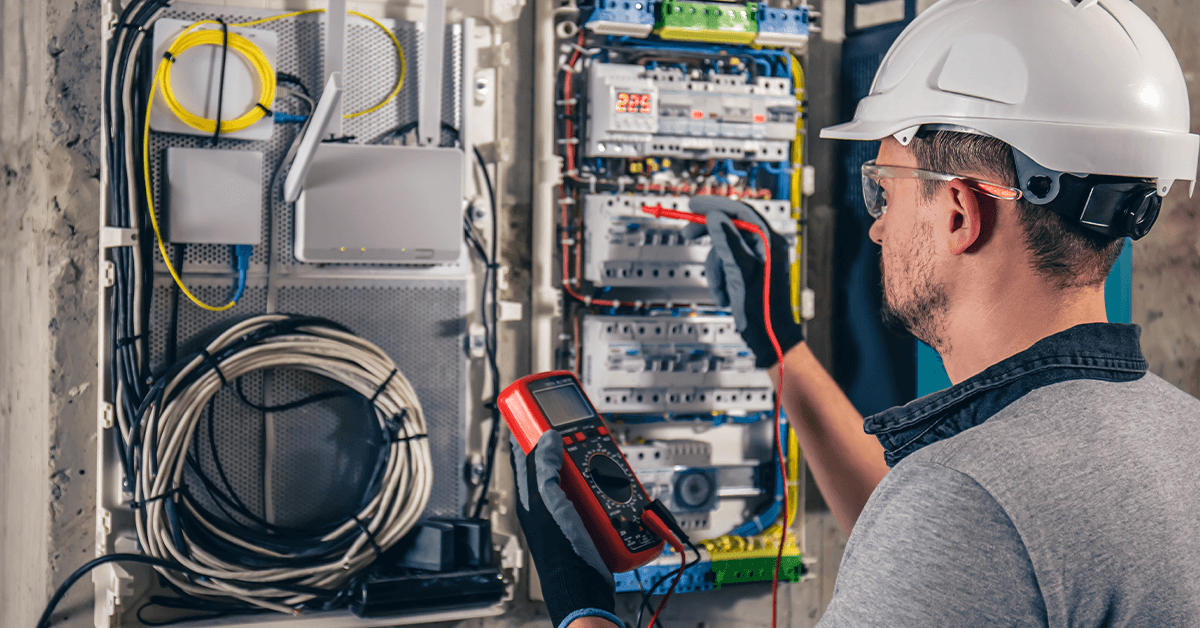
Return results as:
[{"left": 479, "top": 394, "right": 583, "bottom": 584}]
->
[
  {"left": 711, "top": 554, "right": 805, "bottom": 588},
  {"left": 655, "top": 1, "right": 759, "bottom": 44}
]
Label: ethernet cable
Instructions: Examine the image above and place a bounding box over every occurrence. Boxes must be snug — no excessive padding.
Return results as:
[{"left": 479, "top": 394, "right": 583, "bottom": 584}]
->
[
  {"left": 38, "top": 315, "right": 433, "bottom": 621},
  {"left": 130, "top": 315, "right": 432, "bottom": 613}
]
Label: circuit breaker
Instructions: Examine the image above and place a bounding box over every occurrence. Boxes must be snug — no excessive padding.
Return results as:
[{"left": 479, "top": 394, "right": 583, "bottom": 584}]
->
[{"left": 582, "top": 193, "right": 796, "bottom": 289}]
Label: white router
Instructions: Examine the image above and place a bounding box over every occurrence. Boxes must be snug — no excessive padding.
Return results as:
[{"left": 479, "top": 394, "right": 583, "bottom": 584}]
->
[{"left": 284, "top": 0, "right": 463, "bottom": 264}]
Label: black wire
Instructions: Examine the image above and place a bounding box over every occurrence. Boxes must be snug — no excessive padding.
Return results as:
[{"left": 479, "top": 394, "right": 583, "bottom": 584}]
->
[
  {"left": 636, "top": 542, "right": 702, "bottom": 628},
  {"left": 166, "top": 243, "right": 185, "bottom": 365},
  {"left": 471, "top": 145, "right": 502, "bottom": 519},
  {"left": 275, "top": 71, "right": 311, "bottom": 97},
  {"left": 36, "top": 554, "right": 220, "bottom": 628},
  {"left": 233, "top": 375, "right": 359, "bottom": 413},
  {"left": 373, "top": 120, "right": 462, "bottom": 148},
  {"left": 633, "top": 570, "right": 666, "bottom": 628}
]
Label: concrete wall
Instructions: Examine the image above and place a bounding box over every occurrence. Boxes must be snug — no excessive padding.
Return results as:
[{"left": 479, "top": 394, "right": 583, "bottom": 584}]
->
[
  {"left": 1, "top": 1, "right": 1196, "bottom": 628},
  {"left": 1132, "top": 0, "right": 1200, "bottom": 397},
  {"left": 1, "top": 0, "right": 101, "bottom": 626}
]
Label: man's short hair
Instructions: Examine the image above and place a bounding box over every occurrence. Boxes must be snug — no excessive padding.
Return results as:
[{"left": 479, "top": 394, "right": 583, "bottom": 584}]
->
[{"left": 908, "top": 130, "right": 1124, "bottom": 289}]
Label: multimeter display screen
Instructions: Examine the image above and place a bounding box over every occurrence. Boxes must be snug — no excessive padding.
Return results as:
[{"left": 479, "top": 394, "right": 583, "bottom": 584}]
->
[{"left": 532, "top": 381, "right": 594, "bottom": 427}]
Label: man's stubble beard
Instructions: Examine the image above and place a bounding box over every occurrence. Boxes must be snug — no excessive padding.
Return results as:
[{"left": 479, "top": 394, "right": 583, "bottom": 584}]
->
[{"left": 878, "top": 221, "right": 951, "bottom": 354}]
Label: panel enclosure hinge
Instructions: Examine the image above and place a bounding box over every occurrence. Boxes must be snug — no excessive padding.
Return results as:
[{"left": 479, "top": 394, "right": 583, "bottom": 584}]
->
[
  {"left": 468, "top": 323, "right": 487, "bottom": 358},
  {"left": 100, "top": 227, "right": 138, "bottom": 249},
  {"left": 498, "top": 300, "right": 523, "bottom": 322},
  {"left": 101, "top": 402, "right": 114, "bottom": 429},
  {"left": 800, "top": 288, "right": 816, "bottom": 321},
  {"left": 101, "top": 261, "right": 115, "bottom": 288},
  {"left": 98, "top": 507, "right": 113, "bottom": 537}
]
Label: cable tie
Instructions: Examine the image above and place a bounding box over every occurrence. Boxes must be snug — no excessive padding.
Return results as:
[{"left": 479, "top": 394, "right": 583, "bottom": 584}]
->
[
  {"left": 198, "top": 348, "right": 228, "bottom": 386},
  {"left": 383, "top": 408, "right": 409, "bottom": 437},
  {"left": 254, "top": 102, "right": 273, "bottom": 116},
  {"left": 114, "top": 334, "right": 145, "bottom": 349},
  {"left": 370, "top": 369, "right": 399, "bottom": 405},
  {"left": 211, "top": 19, "right": 230, "bottom": 145},
  {"left": 162, "top": 51, "right": 177, "bottom": 62},
  {"left": 130, "top": 487, "right": 180, "bottom": 509},
  {"left": 351, "top": 515, "right": 383, "bottom": 557},
  {"left": 388, "top": 432, "right": 428, "bottom": 444}
]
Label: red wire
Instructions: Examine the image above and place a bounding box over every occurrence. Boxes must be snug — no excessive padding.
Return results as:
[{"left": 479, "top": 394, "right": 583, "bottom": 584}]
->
[
  {"left": 640, "top": 510, "right": 688, "bottom": 628},
  {"left": 642, "top": 204, "right": 789, "bottom": 628}
]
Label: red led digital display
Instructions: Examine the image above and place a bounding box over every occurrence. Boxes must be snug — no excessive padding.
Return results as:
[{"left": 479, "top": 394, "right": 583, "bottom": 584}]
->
[{"left": 615, "top": 92, "right": 652, "bottom": 114}]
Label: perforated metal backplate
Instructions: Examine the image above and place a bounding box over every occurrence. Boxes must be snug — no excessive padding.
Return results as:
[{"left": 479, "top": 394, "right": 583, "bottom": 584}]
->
[
  {"left": 274, "top": 281, "right": 466, "bottom": 519},
  {"left": 147, "top": 4, "right": 463, "bottom": 271},
  {"left": 141, "top": 3, "right": 471, "bottom": 531}
]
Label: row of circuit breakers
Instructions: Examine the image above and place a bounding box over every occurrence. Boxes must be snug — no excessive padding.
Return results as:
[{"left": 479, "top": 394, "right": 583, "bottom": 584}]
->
[
  {"left": 580, "top": 196, "right": 795, "bottom": 417},
  {"left": 589, "top": 64, "right": 798, "bottom": 160}
]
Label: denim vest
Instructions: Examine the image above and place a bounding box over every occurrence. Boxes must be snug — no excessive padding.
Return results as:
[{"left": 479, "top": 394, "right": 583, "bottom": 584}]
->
[{"left": 864, "top": 323, "right": 1148, "bottom": 467}]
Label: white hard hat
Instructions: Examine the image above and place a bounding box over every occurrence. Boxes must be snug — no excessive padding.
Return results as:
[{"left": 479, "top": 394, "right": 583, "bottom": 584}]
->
[{"left": 821, "top": 0, "right": 1200, "bottom": 198}]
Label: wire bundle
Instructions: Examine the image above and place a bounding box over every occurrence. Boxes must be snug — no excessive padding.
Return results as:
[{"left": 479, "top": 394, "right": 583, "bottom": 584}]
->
[{"left": 131, "top": 315, "right": 432, "bottom": 613}]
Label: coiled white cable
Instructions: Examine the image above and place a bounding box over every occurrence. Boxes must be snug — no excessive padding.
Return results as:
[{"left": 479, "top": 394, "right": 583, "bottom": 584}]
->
[{"left": 132, "top": 314, "right": 432, "bottom": 613}]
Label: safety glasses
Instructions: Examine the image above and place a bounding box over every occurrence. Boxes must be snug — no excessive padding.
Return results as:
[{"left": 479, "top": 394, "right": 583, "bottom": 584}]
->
[{"left": 861, "top": 159, "right": 1023, "bottom": 219}]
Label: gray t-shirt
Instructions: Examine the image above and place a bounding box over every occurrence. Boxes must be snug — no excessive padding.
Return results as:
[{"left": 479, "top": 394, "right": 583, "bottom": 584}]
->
[{"left": 820, "top": 374, "right": 1200, "bottom": 627}]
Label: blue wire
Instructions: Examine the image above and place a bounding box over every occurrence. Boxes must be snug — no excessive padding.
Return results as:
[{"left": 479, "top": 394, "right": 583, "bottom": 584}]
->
[
  {"left": 273, "top": 112, "right": 307, "bottom": 123},
  {"left": 731, "top": 410, "right": 790, "bottom": 536}
]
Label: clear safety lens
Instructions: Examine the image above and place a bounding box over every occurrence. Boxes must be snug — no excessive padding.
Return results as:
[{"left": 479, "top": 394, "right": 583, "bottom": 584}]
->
[{"left": 861, "top": 166, "right": 886, "bottom": 219}]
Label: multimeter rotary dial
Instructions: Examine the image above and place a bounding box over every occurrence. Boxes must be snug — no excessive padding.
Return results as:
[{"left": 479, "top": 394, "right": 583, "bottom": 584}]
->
[{"left": 587, "top": 453, "right": 634, "bottom": 504}]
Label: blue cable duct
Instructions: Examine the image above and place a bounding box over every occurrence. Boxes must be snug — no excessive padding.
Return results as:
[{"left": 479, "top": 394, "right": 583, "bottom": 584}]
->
[{"left": 731, "top": 411, "right": 789, "bottom": 536}]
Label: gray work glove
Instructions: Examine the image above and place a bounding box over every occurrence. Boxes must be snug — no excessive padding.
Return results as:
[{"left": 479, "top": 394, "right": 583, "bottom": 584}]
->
[
  {"left": 681, "top": 195, "right": 805, "bottom": 368},
  {"left": 511, "top": 431, "right": 624, "bottom": 628}
]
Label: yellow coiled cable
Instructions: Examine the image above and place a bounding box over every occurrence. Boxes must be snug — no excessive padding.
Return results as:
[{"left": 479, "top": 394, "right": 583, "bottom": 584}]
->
[
  {"left": 159, "top": 23, "right": 277, "bottom": 135},
  {"left": 146, "top": 10, "right": 407, "bottom": 311}
]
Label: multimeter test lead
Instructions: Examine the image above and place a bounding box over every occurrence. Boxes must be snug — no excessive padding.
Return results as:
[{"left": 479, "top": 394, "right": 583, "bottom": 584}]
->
[{"left": 640, "top": 203, "right": 790, "bottom": 628}]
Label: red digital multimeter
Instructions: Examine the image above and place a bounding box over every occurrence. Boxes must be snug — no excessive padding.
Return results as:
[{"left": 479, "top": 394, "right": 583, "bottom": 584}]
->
[{"left": 499, "top": 371, "right": 665, "bottom": 573}]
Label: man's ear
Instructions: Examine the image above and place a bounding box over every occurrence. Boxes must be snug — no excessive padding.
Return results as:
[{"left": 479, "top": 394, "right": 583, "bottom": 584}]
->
[{"left": 944, "top": 179, "right": 985, "bottom": 255}]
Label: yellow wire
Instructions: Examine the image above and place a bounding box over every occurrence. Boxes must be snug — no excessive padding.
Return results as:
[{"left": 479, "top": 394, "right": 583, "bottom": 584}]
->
[
  {"left": 144, "top": 65, "right": 237, "bottom": 311},
  {"left": 228, "top": 9, "right": 407, "bottom": 119},
  {"left": 146, "top": 10, "right": 408, "bottom": 311},
  {"left": 785, "top": 54, "right": 805, "bottom": 531},
  {"left": 789, "top": 54, "right": 805, "bottom": 325},
  {"left": 161, "top": 10, "right": 406, "bottom": 133}
]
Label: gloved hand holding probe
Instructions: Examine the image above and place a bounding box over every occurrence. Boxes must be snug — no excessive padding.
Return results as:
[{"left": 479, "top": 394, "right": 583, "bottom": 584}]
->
[{"left": 680, "top": 195, "right": 806, "bottom": 368}]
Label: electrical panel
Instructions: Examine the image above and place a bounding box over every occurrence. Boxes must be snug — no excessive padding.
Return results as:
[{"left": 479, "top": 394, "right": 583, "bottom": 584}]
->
[{"left": 539, "top": 0, "right": 817, "bottom": 606}]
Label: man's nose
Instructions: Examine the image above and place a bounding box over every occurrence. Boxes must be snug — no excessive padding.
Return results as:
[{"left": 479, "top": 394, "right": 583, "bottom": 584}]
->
[{"left": 868, "top": 215, "right": 884, "bottom": 245}]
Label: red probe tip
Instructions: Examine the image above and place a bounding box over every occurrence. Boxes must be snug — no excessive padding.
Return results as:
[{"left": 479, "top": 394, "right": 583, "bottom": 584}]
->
[{"left": 641, "top": 204, "right": 666, "bottom": 219}]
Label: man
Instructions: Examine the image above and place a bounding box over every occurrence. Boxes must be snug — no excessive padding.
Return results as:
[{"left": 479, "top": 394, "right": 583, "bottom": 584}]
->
[{"left": 514, "top": 0, "right": 1200, "bottom": 625}]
